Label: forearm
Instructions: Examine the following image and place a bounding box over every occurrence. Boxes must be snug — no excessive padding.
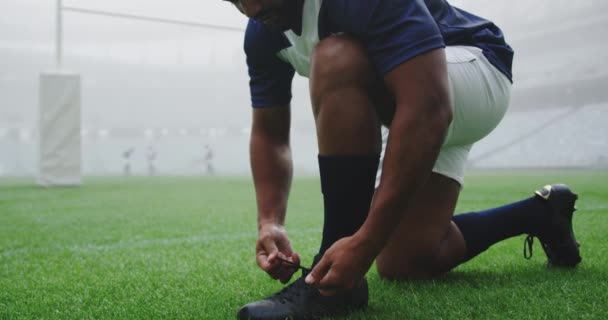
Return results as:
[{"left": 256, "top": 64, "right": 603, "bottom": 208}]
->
[
  {"left": 250, "top": 130, "right": 293, "bottom": 230},
  {"left": 357, "top": 103, "right": 450, "bottom": 250}
]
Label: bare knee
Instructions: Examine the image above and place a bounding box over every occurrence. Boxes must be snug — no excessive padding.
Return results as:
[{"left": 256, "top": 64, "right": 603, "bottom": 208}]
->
[
  {"left": 310, "top": 35, "right": 381, "bottom": 154},
  {"left": 376, "top": 229, "right": 455, "bottom": 281},
  {"left": 310, "top": 35, "right": 376, "bottom": 113},
  {"left": 377, "top": 246, "right": 442, "bottom": 281}
]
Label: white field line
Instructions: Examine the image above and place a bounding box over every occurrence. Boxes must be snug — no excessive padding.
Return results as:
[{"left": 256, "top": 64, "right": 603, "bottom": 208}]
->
[
  {"left": 580, "top": 205, "right": 608, "bottom": 211},
  {"left": 0, "top": 228, "right": 319, "bottom": 260},
  {"left": 2, "top": 204, "right": 604, "bottom": 260}
]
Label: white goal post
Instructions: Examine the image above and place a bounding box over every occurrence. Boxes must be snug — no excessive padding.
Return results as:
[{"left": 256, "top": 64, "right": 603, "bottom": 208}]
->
[
  {"left": 38, "top": 72, "right": 82, "bottom": 186},
  {"left": 37, "top": 0, "right": 243, "bottom": 186}
]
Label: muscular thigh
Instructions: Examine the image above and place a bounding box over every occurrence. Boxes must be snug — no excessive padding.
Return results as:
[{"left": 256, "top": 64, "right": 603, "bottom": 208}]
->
[
  {"left": 376, "top": 173, "right": 461, "bottom": 278},
  {"left": 373, "top": 46, "right": 511, "bottom": 186}
]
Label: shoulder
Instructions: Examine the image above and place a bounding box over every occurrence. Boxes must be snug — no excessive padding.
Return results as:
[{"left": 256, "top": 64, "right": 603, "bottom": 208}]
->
[
  {"left": 320, "top": 0, "right": 381, "bottom": 34},
  {"left": 321, "top": 0, "right": 433, "bottom": 35},
  {"left": 244, "top": 19, "right": 290, "bottom": 64},
  {"left": 322, "top": 0, "right": 444, "bottom": 74},
  {"left": 321, "top": 0, "right": 380, "bottom": 17}
]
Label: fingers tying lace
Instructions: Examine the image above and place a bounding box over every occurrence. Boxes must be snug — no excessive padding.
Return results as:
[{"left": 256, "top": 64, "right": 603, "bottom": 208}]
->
[{"left": 277, "top": 257, "right": 311, "bottom": 272}]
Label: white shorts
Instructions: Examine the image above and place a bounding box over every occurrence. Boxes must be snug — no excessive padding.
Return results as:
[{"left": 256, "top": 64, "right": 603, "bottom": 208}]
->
[{"left": 378, "top": 46, "right": 512, "bottom": 186}]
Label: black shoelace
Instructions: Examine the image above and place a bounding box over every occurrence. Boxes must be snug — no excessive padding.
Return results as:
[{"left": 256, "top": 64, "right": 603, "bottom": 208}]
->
[
  {"left": 276, "top": 257, "right": 311, "bottom": 273},
  {"left": 524, "top": 235, "right": 535, "bottom": 259}
]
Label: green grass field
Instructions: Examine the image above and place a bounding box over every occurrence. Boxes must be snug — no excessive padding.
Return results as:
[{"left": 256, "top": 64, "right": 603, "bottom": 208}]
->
[{"left": 1, "top": 170, "right": 607, "bottom": 319}]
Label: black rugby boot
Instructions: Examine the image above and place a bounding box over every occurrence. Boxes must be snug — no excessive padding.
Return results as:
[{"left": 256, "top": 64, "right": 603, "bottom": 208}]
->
[
  {"left": 237, "top": 267, "right": 368, "bottom": 320},
  {"left": 524, "top": 184, "right": 582, "bottom": 267}
]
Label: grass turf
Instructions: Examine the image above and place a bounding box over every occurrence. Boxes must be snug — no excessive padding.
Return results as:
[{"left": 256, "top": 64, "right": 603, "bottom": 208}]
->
[{"left": 0, "top": 170, "right": 606, "bottom": 319}]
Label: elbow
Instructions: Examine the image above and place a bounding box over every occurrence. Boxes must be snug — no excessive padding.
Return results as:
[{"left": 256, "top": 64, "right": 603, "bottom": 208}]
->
[
  {"left": 393, "top": 97, "right": 453, "bottom": 142},
  {"left": 436, "top": 100, "right": 453, "bottom": 136},
  {"left": 424, "top": 97, "right": 452, "bottom": 144}
]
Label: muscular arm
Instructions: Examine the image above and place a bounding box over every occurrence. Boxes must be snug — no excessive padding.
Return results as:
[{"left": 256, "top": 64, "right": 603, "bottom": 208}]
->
[
  {"left": 305, "top": 48, "right": 453, "bottom": 292},
  {"left": 357, "top": 48, "right": 453, "bottom": 250},
  {"left": 250, "top": 106, "right": 292, "bottom": 229},
  {"left": 251, "top": 105, "right": 301, "bottom": 282}
]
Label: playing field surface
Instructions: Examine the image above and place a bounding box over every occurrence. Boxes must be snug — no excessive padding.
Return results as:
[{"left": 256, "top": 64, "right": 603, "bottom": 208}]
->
[{"left": 1, "top": 170, "right": 606, "bottom": 319}]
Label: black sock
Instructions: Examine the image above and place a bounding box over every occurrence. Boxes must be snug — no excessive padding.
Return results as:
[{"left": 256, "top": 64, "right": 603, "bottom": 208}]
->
[
  {"left": 453, "top": 195, "right": 551, "bottom": 260},
  {"left": 315, "top": 155, "right": 379, "bottom": 262}
]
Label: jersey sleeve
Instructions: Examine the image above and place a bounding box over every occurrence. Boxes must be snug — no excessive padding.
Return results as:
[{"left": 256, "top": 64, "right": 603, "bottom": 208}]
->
[
  {"left": 324, "top": 0, "right": 446, "bottom": 74},
  {"left": 244, "top": 20, "right": 295, "bottom": 108}
]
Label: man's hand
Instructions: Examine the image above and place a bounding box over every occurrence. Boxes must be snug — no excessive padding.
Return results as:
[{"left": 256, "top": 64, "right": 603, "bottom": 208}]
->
[
  {"left": 256, "top": 224, "right": 301, "bottom": 283},
  {"left": 305, "top": 235, "right": 377, "bottom": 296}
]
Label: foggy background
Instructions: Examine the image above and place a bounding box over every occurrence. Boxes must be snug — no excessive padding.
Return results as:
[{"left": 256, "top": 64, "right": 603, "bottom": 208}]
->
[{"left": 1, "top": 0, "right": 607, "bottom": 177}]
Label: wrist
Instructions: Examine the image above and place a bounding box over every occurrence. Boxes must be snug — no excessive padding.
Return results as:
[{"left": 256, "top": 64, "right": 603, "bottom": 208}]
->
[
  {"left": 353, "top": 227, "right": 386, "bottom": 256},
  {"left": 257, "top": 219, "right": 284, "bottom": 232},
  {"left": 354, "top": 190, "right": 404, "bottom": 253}
]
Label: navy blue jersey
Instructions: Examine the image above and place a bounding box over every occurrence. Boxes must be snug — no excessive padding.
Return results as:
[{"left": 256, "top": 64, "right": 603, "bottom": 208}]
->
[{"left": 245, "top": 0, "right": 514, "bottom": 108}]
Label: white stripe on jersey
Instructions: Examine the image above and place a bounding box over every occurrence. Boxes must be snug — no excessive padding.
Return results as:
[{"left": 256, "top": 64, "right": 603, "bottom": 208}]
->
[{"left": 276, "top": 0, "right": 322, "bottom": 77}]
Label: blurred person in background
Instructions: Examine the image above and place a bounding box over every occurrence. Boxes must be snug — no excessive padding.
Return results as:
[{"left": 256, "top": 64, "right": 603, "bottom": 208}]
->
[
  {"left": 203, "top": 144, "right": 214, "bottom": 175},
  {"left": 122, "top": 147, "right": 135, "bottom": 176},
  {"left": 146, "top": 145, "right": 157, "bottom": 176}
]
